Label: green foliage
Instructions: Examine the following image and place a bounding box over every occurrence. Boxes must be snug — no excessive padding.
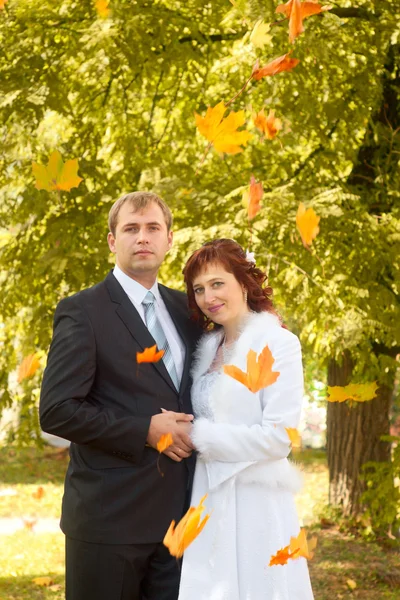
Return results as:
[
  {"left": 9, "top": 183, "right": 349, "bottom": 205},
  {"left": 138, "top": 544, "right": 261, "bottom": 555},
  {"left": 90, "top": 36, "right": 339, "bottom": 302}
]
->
[
  {"left": 361, "top": 436, "right": 400, "bottom": 537},
  {"left": 0, "top": 0, "right": 399, "bottom": 440}
]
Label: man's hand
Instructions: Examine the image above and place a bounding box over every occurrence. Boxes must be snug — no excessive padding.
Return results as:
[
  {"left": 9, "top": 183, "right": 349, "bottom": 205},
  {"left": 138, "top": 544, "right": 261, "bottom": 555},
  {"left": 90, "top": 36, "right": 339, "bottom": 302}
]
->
[{"left": 146, "top": 410, "right": 195, "bottom": 462}]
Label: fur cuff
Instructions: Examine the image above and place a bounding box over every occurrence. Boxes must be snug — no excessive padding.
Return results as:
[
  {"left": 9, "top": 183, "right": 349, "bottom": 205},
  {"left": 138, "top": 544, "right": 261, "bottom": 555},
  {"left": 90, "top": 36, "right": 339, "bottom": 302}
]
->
[{"left": 191, "top": 418, "right": 217, "bottom": 461}]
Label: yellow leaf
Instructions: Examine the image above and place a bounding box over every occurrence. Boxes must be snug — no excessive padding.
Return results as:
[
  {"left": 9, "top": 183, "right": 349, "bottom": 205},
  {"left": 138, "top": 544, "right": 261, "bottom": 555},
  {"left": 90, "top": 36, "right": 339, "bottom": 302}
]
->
[
  {"left": 296, "top": 202, "right": 320, "bottom": 247},
  {"left": 327, "top": 382, "right": 379, "bottom": 404},
  {"left": 289, "top": 528, "right": 317, "bottom": 559},
  {"left": 163, "top": 494, "right": 210, "bottom": 558},
  {"left": 250, "top": 20, "right": 272, "bottom": 48},
  {"left": 95, "top": 0, "right": 111, "bottom": 18},
  {"left": 347, "top": 578, "right": 357, "bottom": 590},
  {"left": 32, "top": 150, "right": 83, "bottom": 192},
  {"left": 224, "top": 344, "right": 280, "bottom": 393},
  {"left": 195, "top": 102, "right": 252, "bottom": 154},
  {"left": 157, "top": 433, "right": 173, "bottom": 453},
  {"left": 32, "top": 577, "right": 53, "bottom": 587},
  {"left": 17, "top": 353, "right": 41, "bottom": 383},
  {"left": 285, "top": 427, "right": 302, "bottom": 448}
]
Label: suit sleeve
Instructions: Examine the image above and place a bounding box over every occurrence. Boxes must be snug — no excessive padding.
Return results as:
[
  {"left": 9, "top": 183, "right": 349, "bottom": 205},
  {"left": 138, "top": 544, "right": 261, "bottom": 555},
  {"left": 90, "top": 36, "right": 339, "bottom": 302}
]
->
[
  {"left": 191, "top": 331, "right": 303, "bottom": 462},
  {"left": 40, "top": 296, "right": 151, "bottom": 463}
]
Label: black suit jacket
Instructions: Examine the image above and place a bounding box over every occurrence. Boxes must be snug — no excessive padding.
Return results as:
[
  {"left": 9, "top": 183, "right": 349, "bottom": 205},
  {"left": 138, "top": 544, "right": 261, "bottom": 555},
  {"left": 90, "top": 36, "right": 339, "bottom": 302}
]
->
[{"left": 40, "top": 271, "right": 200, "bottom": 545}]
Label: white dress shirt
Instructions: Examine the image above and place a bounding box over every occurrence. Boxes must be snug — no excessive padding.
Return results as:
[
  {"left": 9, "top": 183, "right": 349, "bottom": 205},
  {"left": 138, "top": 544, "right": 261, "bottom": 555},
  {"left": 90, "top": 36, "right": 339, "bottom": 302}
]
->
[{"left": 113, "top": 265, "right": 186, "bottom": 383}]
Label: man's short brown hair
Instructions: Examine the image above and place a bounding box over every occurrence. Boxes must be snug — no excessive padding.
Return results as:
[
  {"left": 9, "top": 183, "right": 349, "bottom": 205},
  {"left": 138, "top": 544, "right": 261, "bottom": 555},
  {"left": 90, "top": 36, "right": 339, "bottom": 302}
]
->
[{"left": 108, "top": 191, "right": 173, "bottom": 236}]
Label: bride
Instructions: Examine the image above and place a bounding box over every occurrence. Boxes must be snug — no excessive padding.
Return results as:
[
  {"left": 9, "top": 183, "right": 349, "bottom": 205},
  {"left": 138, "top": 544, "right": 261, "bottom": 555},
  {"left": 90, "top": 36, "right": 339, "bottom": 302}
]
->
[{"left": 177, "top": 239, "right": 314, "bottom": 600}]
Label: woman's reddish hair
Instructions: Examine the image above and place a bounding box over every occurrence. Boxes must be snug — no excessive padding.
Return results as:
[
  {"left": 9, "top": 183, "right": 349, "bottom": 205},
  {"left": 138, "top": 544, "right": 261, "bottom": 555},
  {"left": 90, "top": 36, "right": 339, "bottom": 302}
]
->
[{"left": 183, "top": 239, "right": 278, "bottom": 330}]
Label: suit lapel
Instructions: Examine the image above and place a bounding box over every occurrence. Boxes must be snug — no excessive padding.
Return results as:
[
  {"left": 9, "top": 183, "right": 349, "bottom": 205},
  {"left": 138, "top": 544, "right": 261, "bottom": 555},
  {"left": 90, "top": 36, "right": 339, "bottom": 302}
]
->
[
  {"left": 105, "top": 271, "right": 177, "bottom": 393},
  {"left": 159, "top": 285, "right": 192, "bottom": 396}
]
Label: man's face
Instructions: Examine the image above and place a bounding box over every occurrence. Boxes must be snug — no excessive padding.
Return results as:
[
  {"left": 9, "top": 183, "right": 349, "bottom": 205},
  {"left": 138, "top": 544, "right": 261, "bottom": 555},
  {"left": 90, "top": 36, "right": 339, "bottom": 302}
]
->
[{"left": 107, "top": 202, "right": 173, "bottom": 279}]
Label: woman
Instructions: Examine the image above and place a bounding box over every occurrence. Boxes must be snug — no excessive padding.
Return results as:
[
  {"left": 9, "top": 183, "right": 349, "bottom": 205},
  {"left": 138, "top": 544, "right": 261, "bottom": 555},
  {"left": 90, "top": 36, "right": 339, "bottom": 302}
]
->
[{"left": 177, "top": 239, "right": 314, "bottom": 600}]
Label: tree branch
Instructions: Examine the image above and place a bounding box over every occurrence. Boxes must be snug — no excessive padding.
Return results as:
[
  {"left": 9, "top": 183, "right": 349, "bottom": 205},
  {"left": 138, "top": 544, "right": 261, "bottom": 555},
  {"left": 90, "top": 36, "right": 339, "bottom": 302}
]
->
[{"left": 329, "top": 7, "right": 379, "bottom": 20}]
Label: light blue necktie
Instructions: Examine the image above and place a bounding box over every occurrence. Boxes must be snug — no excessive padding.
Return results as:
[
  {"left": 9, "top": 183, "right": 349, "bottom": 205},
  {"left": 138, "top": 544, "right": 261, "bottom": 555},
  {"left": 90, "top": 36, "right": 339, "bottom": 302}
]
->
[{"left": 142, "top": 291, "right": 180, "bottom": 390}]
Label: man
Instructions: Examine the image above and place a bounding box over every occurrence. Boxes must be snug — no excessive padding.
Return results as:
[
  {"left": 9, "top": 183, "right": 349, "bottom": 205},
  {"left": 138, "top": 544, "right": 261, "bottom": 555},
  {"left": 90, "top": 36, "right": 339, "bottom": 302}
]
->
[{"left": 40, "top": 191, "right": 200, "bottom": 600}]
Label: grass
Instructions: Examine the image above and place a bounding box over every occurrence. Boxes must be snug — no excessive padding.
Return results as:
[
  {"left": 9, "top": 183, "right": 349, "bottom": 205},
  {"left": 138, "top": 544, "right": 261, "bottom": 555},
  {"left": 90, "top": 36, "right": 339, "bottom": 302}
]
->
[{"left": 0, "top": 446, "right": 400, "bottom": 599}]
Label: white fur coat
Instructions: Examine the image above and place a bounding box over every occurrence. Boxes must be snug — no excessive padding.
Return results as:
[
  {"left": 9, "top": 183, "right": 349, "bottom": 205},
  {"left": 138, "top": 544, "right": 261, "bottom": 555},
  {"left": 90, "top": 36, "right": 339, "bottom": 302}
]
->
[
  {"left": 190, "top": 311, "right": 303, "bottom": 492},
  {"left": 178, "top": 312, "right": 314, "bottom": 600}
]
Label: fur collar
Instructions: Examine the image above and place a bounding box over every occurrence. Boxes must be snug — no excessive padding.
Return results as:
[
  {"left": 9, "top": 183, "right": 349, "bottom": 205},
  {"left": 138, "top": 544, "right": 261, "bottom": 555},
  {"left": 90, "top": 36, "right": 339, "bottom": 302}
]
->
[{"left": 191, "top": 311, "right": 281, "bottom": 381}]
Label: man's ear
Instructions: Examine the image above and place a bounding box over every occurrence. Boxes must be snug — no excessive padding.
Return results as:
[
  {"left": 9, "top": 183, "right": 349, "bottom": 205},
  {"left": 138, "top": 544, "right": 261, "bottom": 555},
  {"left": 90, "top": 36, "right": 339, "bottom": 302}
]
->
[
  {"left": 107, "top": 232, "right": 116, "bottom": 254},
  {"left": 167, "top": 230, "right": 173, "bottom": 249}
]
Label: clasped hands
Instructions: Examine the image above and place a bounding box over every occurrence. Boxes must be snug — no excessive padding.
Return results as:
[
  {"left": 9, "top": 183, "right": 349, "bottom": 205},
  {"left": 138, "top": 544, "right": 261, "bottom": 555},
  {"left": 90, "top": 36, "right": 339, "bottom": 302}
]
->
[{"left": 146, "top": 409, "right": 195, "bottom": 462}]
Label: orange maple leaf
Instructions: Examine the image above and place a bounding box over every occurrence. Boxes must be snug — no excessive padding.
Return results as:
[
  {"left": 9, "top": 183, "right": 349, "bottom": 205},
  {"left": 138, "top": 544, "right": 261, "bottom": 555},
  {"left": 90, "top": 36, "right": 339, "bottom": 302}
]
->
[
  {"left": 137, "top": 345, "right": 165, "bottom": 364},
  {"left": 195, "top": 101, "right": 252, "bottom": 154},
  {"left": 32, "top": 151, "right": 83, "bottom": 192},
  {"left": 95, "top": 0, "right": 110, "bottom": 18},
  {"left": 32, "top": 486, "right": 45, "bottom": 500},
  {"left": 252, "top": 53, "right": 300, "bottom": 81},
  {"left": 276, "top": 1, "right": 331, "bottom": 43},
  {"left": 17, "top": 353, "right": 41, "bottom": 383},
  {"left": 289, "top": 528, "right": 318, "bottom": 559},
  {"left": 296, "top": 202, "right": 320, "bottom": 247},
  {"left": 157, "top": 433, "right": 173, "bottom": 453},
  {"left": 224, "top": 344, "right": 280, "bottom": 393},
  {"left": 269, "top": 544, "right": 300, "bottom": 566},
  {"left": 253, "top": 109, "right": 283, "bottom": 140},
  {"left": 242, "top": 175, "right": 263, "bottom": 220},
  {"left": 163, "top": 494, "right": 210, "bottom": 558}
]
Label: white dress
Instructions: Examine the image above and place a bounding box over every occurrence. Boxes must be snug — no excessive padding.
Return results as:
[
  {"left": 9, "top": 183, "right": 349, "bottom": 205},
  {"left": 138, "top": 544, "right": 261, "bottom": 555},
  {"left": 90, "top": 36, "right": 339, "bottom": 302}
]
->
[{"left": 178, "top": 370, "right": 314, "bottom": 600}]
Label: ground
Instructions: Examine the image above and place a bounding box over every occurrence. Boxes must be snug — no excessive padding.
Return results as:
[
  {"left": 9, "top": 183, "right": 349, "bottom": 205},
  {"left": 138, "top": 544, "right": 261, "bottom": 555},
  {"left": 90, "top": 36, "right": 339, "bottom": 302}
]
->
[{"left": 0, "top": 446, "right": 399, "bottom": 599}]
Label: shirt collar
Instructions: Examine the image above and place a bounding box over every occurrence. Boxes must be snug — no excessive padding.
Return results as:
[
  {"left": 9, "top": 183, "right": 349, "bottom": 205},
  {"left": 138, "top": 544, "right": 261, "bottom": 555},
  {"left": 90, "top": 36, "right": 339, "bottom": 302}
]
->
[{"left": 113, "top": 265, "right": 160, "bottom": 305}]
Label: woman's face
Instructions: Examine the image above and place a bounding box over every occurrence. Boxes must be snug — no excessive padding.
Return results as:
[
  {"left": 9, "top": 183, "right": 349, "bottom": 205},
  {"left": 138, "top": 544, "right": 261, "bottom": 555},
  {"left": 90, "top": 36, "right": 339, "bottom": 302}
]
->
[{"left": 192, "top": 263, "right": 248, "bottom": 328}]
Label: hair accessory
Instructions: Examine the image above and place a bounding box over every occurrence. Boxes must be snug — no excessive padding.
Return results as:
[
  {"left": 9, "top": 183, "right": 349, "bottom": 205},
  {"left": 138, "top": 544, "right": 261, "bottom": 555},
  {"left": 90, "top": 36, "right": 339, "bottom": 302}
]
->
[{"left": 245, "top": 250, "right": 256, "bottom": 264}]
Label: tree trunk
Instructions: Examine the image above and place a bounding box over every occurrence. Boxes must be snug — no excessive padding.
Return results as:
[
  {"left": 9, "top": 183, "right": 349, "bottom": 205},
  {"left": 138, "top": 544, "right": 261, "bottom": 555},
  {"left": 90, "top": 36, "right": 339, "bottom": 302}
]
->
[
  {"left": 326, "top": 42, "right": 399, "bottom": 518},
  {"left": 327, "top": 352, "right": 392, "bottom": 516}
]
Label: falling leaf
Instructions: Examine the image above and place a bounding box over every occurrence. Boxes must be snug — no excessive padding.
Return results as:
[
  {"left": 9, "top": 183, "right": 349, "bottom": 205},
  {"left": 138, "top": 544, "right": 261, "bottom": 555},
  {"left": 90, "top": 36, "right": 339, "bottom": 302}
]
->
[
  {"left": 23, "top": 516, "right": 37, "bottom": 531},
  {"left": 32, "top": 577, "right": 54, "bottom": 587},
  {"left": 17, "top": 353, "right": 41, "bottom": 383},
  {"left": 157, "top": 433, "right": 173, "bottom": 453},
  {"left": 327, "top": 382, "right": 379, "bottom": 404},
  {"left": 137, "top": 345, "right": 165, "bottom": 363},
  {"left": 224, "top": 344, "right": 280, "bottom": 393},
  {"left": 252, "top": 53, "right": 300, "bottom": 80},
  {"left": 32, "top": 486, "right": 45, "bottom": 500},
  {"left": 242, "top": 175, "right": 263, "bottom": 220},
  {"left": 0, "top": 0, "right": 8, "bottom": 9},
  {"left": 95, "top": 0, "right": 110, "bottom": 18},
  {"left": 289, "top": 528, "right": 318, "bottom": 559},
  {"left": 276, "top": 0, "right": 331, "bottom": 43},
  {"left": 269, "top": 544, "right": 300, "bottom": 566},
  {"left": 195, "top": 102, "right": 252, "bottom": 154},
  {"left": 346, "top": 578, "right": 357, "bottom": 590},
  {"left": 250, "top": 20, "right": 272, "bottom": 48},
  {"left": 296, "top": 202, "right": 320, "bottom": 247},
  {"left": 163, "top": 494, "right": 210, "bottom": 558},
  {"left": 285, "top": 427, "right": 302, "bottom": 448},
  {"left": 253, "top": 109, "right": 283, "bottom": 140},
  {"left": 32, "top": 151, "right": 83, "bottom": 192}
]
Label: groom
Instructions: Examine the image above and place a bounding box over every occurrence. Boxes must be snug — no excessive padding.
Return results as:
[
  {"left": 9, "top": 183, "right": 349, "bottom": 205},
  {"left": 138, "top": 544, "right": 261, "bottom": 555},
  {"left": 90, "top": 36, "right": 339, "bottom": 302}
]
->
[{"left": 40, "top": 192, "right": 200, "bottom": 600}]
